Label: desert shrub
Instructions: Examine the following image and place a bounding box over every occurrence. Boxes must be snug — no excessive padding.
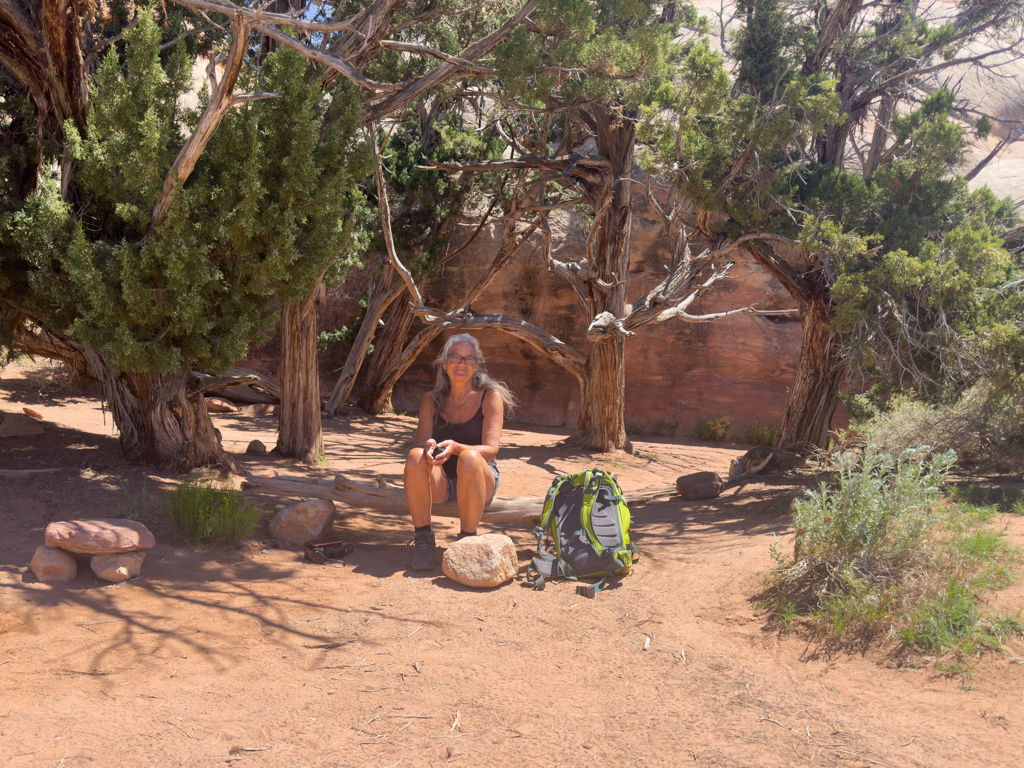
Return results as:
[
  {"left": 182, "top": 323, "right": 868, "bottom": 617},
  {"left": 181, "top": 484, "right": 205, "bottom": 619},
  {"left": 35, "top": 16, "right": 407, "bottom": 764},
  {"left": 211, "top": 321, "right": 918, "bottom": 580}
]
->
[
  {"left": 854, "top": 388, "right": 1024, "bottom": 465},
  {"left": 165, "top": 479, "right": 261, "bottom": 545},
  {"left": 696, "top": 417, "right": 732, "bottom": 442},
  {"left": 763, "top": 446, "right": 1021, "bottom": 664},
  {"left": 745, "top": 422, "right": 778, "bottom": 446}
]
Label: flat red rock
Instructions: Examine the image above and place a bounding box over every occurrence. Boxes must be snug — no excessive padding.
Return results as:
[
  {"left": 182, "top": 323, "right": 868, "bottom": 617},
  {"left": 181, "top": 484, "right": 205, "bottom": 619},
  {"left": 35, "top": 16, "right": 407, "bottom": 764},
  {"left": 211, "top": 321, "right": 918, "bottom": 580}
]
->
[{"left": 45, "top": 519, "right": 155, "bottom": 554}]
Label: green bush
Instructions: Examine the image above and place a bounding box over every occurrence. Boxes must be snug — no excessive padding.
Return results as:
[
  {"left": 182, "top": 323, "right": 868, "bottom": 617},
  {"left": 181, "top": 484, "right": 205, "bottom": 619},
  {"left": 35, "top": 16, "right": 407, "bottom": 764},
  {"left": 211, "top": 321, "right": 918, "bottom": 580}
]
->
[
  {"left": 165, "top": 479, "right": 261, "bottom": 545},
  {"left": 854, "top": 387, "right": 1024, "bottom": 465},
  {"left": 744, "top": 422, "right": 778, "bottom": 446},
  {"left": 695, "top": 417, "right": 732, "bottom": 442},
  {"left": 763, "top": 445, "right": 1021, "bottom": 664}
]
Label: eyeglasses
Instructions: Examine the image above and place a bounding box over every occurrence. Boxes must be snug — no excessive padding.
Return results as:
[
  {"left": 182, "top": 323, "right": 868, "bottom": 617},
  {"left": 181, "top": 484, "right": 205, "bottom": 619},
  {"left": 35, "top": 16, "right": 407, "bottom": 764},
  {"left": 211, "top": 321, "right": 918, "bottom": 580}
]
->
[{"left": 447, "top": 355, "right": 478, "bottom": 365}]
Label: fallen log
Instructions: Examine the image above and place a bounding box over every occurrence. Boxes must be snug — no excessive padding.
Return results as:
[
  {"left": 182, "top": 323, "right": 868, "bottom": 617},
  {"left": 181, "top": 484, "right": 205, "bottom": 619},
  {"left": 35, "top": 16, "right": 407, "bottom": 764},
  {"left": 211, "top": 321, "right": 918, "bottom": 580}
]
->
[
  {"left": 0, "top": 468, "right": 60, "bottom": 478},
  {"left": 241, "top": 472, "right": 676, "bottom": 524},
  {"left": 194, "top": 367, "right": 281, "bottom": 404}
]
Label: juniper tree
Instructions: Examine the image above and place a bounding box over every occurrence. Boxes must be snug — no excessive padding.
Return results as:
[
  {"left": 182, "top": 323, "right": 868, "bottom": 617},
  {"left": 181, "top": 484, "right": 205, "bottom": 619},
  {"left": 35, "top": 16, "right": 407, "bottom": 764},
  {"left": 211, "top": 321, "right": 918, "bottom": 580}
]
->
[
  {"left": 0, "top": 1, "right": 539, "bottom": 469},
  {"left": 684, "top": 0, "right": 1024, "bottom": 450}
]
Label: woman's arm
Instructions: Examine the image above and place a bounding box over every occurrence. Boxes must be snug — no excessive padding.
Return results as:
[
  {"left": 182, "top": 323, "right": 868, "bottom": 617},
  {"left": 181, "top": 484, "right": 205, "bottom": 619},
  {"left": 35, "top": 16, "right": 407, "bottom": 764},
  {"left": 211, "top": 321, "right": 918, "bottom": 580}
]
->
[{"left": 412, "top": 393, "right": 436, "bottom": 450}]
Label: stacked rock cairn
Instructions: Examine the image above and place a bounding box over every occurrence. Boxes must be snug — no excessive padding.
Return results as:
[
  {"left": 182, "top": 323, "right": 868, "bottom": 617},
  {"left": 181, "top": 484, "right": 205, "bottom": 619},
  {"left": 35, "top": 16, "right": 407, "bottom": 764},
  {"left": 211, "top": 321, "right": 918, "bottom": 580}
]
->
[{"left": 31, "top": 519, "right": 156, "bottom": 584}]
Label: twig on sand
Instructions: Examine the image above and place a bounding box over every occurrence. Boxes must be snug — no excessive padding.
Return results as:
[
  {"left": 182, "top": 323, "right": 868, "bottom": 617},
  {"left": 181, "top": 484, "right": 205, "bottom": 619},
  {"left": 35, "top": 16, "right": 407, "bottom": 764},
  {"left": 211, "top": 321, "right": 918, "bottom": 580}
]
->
[
  {"left": 304, "top": 641, "right": 354, "bottom": 649},
  {"left": 951, "top": 736, "right": 972, "bottom": 748},
  {"left": 359, "top": 708, "right": 395, "bottom": 736},
  {"left": 398, "top": 710, "right": 432, "bottom": 731},
  {"left": 76, "top": 620, "right": 120, "bottom": 627},
  {"left": 832, "top": 749, "right": 886, "bottom": 766},
  {"left": 328, "top": 658, "right": 369, "bottom": 679},
  {"left": 228, "top": 746, "right": 269, "bottom": 754},
  {"left": 167, "top": 720, "right": 199, "bottom": 740},
  {"left": 57, "top": 667, "right": 112, "bottom": 676},
  {"left": 449, "top": 711, "right": 461, "bottom": 734}
]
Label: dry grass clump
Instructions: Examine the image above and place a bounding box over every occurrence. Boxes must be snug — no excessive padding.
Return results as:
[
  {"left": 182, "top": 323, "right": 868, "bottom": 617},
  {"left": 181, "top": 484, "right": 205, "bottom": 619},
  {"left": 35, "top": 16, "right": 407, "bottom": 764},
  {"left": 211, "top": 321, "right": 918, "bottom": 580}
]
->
[
  {"left": 855, "top": 388, "right": 1024, "bottom": 466},
  {"left": 744, "top": 422, "right": 778, "bottom": 446},
  {"left": 695, "top": 416, "right": 732, "bottom": 442},
  {"left": 763, "top": 446, "right": 1022, "bottom": 668}
]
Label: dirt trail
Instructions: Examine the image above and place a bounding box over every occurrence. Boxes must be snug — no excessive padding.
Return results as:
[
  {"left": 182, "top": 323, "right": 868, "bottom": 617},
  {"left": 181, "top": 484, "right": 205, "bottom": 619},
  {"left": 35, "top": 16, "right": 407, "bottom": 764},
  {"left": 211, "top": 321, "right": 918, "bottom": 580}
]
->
[{"left": 2, "top": 361, "right": 1023, "bottom": 768}]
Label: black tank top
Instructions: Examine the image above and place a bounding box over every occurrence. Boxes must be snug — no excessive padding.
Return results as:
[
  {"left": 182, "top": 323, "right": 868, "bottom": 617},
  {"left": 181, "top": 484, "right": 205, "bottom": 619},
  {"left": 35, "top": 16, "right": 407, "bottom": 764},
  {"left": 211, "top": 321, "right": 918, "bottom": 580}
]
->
[{"left": 432, "top": 398, "right": 497, "bottom": 480}]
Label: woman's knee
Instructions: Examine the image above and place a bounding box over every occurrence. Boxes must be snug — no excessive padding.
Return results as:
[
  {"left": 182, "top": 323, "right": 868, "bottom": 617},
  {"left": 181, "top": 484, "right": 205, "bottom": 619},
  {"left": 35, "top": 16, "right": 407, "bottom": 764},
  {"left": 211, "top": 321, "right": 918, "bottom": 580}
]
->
[
  {"left": 406, "top": 447, "right": 430, "bottom": 471},
  {"left": 456, "top": 449, "right": 485, "bottom": 474}
]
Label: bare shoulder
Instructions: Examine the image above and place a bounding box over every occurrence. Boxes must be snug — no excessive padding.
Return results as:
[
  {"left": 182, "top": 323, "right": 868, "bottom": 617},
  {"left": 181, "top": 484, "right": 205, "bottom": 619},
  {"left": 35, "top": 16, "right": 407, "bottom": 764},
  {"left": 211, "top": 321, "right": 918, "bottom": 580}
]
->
[
  {"left": 482, "top": 387, "right": 503, "bottom": 412},
  {"left": 419, "top": 392, "right": 436, "bottom": 417}
]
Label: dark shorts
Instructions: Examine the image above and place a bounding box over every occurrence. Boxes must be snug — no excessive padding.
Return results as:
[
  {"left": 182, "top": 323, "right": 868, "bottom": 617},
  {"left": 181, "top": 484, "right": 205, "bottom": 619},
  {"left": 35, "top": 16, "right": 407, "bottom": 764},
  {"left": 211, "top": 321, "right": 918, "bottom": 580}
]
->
[{"left": 444, "top": 463, "right": 500, "bottom": 504}]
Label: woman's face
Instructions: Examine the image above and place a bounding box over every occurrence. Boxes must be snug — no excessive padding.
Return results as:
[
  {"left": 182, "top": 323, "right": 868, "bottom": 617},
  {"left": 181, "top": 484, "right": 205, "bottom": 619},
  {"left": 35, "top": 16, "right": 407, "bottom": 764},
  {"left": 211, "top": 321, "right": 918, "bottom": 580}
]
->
[{"left": 445, "top": 341, "right": 478, "bottom": 386}]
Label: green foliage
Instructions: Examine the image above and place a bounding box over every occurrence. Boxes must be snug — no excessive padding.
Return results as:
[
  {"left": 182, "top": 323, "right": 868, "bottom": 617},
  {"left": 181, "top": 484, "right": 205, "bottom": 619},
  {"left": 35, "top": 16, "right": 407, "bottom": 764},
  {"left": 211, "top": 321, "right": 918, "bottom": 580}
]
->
[
  {"left": 2, "top": 11, "right": 371, "bottom": 376},
  {"left": 763, "top": 446, "right": 1022, "bottom": 665},
  {"left": 744, "top": 423, "right": 778, "bottom": 446},
  {"left": 853, "top": 388, "right": 1024, "bottom": 465},
  {"left": 164, "top": 478, "right": 261, "bottom": 545},
  {"left": 695, "top": 416, "right": 732, "bottom": 442}
]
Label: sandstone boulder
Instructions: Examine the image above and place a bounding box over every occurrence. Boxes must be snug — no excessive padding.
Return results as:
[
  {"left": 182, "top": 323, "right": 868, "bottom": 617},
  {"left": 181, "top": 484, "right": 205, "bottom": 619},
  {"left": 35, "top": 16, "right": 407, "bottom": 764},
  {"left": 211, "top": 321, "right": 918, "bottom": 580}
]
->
[
  {"left": 0, "top": 413, "right": 45, "bottom": 438},
  {"left": 91, "top": 551, "right": 146, "bottom": 582},
  {"left": 269, "top": 500, "right": 336, "bottom": 544},
  {"left": 442, "top": 534, "right": 518, "bottom": 588},
  {"left": 30, "top": 545, "right": 77, "bottom": 583},
  {"left": 45, "top": 519, "right": 156, "bottom": 554},
  {"left": 676, "top": 471, "right": 724, "bottom": 500},
  {"left": 246, "top": 439, "right": 268, "bottom": 456},
  {"left": 205, "top": 397, "right": 237, "bottom": 413}
]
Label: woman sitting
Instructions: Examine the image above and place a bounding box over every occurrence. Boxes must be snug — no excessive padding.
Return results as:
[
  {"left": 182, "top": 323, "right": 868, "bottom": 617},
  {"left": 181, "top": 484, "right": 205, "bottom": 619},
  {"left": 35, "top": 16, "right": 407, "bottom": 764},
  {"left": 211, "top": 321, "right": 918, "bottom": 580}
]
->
[{"left": 404, "top": 333, "right": 516, "bottom": 571}]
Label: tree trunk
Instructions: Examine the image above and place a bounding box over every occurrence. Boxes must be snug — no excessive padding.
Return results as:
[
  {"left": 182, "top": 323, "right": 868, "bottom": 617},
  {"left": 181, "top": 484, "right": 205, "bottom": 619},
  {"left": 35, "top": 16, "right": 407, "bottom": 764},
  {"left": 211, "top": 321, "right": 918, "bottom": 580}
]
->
[
  {"left": 774, "top": 294, "right": 843, "bottom": 451},
  {"left": 6, "top": 313, "right": 238, "bottom": 473},
  {"left": 278, "top": 288, "right": 323, "bottom": 462},
  {"left": 358, "top": 292, "right": 420, "bottom": 414},
  {"left": 324, "top": 257, "right": 404, "bottom": 414},
  {"left": 107, "top": 367, "right": 238, "bottom": 473},
  {"left": 565, "top": 105, "right": 635, "bottom": 452}
]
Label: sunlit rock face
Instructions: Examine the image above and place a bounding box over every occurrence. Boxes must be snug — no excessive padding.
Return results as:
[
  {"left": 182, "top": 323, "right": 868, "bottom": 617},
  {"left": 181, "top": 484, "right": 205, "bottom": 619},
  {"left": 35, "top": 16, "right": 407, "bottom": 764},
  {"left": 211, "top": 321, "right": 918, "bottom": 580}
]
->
[{"left": 390, "top": 190, "right": 804, "bottom": 438}]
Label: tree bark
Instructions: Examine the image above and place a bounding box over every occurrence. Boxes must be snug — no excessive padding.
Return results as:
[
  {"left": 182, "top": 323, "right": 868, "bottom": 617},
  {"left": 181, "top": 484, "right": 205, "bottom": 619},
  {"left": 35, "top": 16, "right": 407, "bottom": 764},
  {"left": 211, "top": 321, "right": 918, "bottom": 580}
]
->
[
  {"left": 357, "top": 290, "right": 418, "bottom": 414},
  {"left": 323, "top": 256, "right": 404, "bottom": 415},
  {"left": 277, "top": 287, "right": 323, "bottom": 462},
  {"left": 565, "top": 104, "right": 635, "bottom": 452},
  {"left": 7, "top": 311, "right": 239, "bottom": 472},
  {"left": 774, "top": 294, "right": 843, "bottom": 452}
]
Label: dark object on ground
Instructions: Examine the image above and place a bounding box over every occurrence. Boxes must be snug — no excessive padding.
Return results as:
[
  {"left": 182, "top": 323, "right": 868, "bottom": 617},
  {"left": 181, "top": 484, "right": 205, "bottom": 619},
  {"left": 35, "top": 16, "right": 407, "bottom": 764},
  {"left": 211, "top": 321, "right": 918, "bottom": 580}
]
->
[
  {"left": 304, "top": 538, "right": 354, "bottom": 565},
  {"left": 676, "top": 471, "right": 724, "bottom": 500},
  {"left": 246, "top": 439, "right": 268, "bottom": 455}
]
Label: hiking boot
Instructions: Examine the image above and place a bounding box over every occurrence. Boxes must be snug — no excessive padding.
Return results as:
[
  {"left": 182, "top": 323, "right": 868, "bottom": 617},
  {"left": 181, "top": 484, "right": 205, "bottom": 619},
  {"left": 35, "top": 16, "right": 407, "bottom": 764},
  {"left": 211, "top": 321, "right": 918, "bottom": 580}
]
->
[
  {"left": 455, "top": 530, "right": 476, "bottom": 541},
  {"left": 411, "top": 530, "right": 437, "bottom": 571}
]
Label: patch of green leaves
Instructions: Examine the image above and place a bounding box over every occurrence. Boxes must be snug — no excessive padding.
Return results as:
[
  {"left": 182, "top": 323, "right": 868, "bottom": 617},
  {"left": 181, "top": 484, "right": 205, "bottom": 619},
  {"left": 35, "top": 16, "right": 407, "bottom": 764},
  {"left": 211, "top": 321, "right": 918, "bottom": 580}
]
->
[{"left": 165, "top": 478, "right": 261, "bottom": 546}]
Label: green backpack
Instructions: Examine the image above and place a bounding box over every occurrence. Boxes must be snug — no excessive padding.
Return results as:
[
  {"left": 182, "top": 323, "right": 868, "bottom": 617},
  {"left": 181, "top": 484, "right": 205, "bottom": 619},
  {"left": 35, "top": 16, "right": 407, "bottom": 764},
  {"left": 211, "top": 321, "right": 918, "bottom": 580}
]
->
[{"left": 527, "top": 468, "right": 639, "bottom": 597}]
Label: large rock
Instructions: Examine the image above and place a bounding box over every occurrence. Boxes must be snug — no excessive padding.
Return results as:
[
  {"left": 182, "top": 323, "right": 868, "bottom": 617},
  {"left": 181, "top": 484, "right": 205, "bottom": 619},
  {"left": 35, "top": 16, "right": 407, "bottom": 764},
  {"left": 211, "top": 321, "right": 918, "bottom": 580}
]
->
[
  {"left": 0, "top": 413, "right": 45, "bottom": 438},
  {"left": 45, "top": 519, "right": 156, "bottom": 554},
  {"left": 442, "top": 534, "right": 518, "bottom": 588},
  {"left": 676, "top": 471, "right": 724, "bottom": 500},
  {"left": 91, "top": 552, "right": 146, "bottom": 582},
  {"left": 30, "top": 545, "right": 77, "bottom": 583},
  {"left": 269, "top": 500, "right": 336, "bottom": 544}
]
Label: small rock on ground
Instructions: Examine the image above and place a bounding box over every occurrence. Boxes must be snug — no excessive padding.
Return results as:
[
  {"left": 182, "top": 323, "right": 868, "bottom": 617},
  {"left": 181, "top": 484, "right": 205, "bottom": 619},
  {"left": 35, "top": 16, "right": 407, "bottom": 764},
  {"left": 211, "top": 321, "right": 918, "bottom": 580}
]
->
[
  {"left": 91, "top": 551, "right": 146, "bottom": 582},
  {"left": 442, "top": 534, "right": 518, "bottom": 588},
  {"left": 0, "top": 413, "right": 45, "bottom": 438},
  {"left": 270, "top": 500, "right": 336, "bottom": 544},
  {"left": 676, "top": 471, "right": 724, "bottom": 500},
  {"left": 246, "top": 439, "right": 268, "bottom": 455},
  {"left": 30, "top": 545, "right": 77, "bottom": 583}
]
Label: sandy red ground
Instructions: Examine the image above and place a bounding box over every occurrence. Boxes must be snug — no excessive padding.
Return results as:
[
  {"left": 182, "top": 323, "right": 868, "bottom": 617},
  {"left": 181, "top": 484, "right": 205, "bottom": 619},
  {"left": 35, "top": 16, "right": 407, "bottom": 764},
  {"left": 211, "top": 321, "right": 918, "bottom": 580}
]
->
[{"left": 2, "top": 360, "right": 1024, "bottom": 768}]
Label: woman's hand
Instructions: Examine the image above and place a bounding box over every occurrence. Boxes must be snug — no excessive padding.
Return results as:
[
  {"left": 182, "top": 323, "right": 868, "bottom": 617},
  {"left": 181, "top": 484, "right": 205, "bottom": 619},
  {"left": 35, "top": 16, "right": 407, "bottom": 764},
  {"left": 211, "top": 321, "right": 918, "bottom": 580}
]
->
[{"left": 428, "top": 439, "right": 455, "bottom": 464}]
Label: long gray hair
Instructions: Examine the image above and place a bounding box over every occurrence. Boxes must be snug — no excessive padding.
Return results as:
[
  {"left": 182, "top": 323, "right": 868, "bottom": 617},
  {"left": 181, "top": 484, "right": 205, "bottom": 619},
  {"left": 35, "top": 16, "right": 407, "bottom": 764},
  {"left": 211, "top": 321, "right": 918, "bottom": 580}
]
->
[{"left": 431, "top": 333, "right": 517, "bottom": 421}]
